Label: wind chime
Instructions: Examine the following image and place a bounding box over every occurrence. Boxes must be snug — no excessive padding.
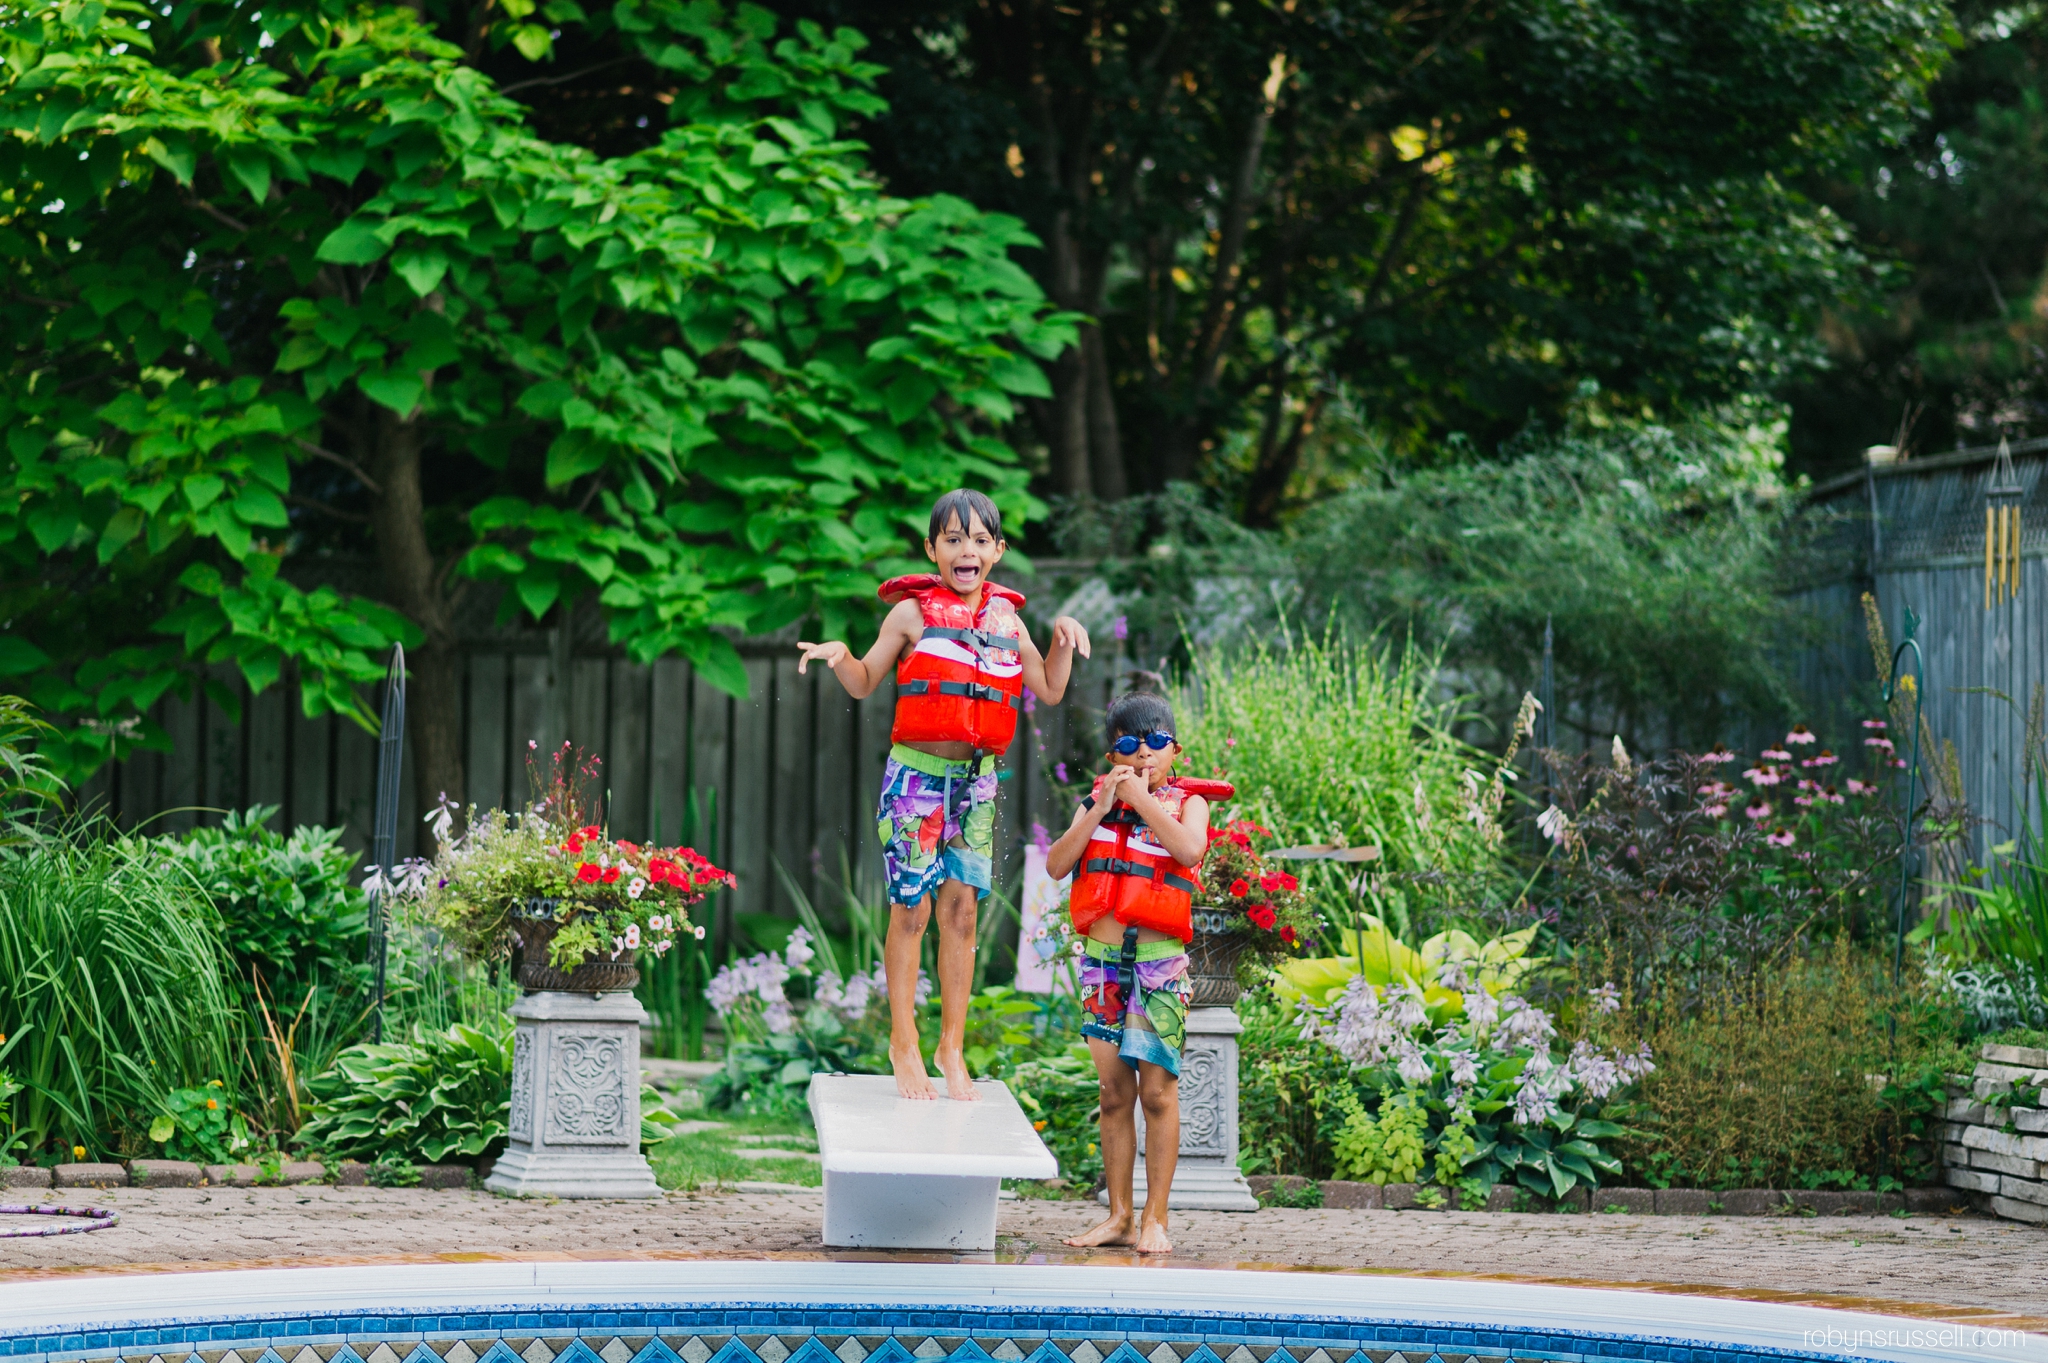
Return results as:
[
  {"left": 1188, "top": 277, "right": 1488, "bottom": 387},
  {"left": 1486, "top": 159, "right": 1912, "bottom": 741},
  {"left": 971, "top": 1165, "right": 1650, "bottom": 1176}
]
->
[{"left": 1986, "top": 437, "right": 2023, "bottom": 608}]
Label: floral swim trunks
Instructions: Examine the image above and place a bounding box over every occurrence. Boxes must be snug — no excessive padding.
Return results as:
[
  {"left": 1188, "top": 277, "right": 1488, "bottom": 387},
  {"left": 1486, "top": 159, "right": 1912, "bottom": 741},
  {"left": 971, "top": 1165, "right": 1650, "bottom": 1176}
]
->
[
  {"left": 876, "top": 743, "right": 998, "bottom": 905},
  {"left": 1079, "top": 929, "right": 1191, "bottom": 1076}
]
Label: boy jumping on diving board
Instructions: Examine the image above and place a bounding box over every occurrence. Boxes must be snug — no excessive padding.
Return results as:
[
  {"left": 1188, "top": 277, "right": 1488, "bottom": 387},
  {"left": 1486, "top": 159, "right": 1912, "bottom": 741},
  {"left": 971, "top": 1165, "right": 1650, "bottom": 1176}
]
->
[{"left": 797, "top": 489, "right": 1091, "bottom": 1100}]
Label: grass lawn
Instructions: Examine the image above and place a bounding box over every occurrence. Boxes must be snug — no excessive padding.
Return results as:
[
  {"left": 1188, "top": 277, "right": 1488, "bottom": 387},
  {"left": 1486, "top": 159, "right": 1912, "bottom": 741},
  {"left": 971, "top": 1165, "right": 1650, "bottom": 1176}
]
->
[{"left": 648, "top": 1111, "right": 821, "bottom": 1191}]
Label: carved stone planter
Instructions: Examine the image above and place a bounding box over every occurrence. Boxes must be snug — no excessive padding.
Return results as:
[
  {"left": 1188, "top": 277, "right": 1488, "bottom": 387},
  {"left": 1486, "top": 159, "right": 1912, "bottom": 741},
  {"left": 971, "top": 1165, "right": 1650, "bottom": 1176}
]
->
[
  {"left": 1107, "top": 1004, "right": 1258, "bottom": 1211},
  {"left": 513, "top": 901, "right": 640, "bottom": 993},
  {"left": 484, "top": 990, "right": 659, "bottom": 1199},
  {"left": 1185, "top": 910, "right": 1253, "bottom": 1007}
]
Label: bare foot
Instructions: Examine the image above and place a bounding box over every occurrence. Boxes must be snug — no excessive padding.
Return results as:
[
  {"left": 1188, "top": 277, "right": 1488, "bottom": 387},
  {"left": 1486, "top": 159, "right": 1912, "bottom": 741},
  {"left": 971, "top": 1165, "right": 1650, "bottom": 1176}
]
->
[
  {"left": 1132, "top": 1219, "right": 1172, "bottom": 1254},
  {"left": 935, "top": 1048, "right": 981, "bottom": 1101},
  {"left": 1063, "top": 1213, "right": 1136, "bottom": 1248},
  {"left": 891, "top": 1044, "right": 936, "bottom": 1100}
]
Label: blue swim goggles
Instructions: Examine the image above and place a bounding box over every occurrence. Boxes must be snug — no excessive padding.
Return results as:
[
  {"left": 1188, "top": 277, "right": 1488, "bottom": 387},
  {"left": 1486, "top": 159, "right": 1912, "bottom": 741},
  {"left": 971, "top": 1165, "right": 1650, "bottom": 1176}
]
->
[{"left": 1111, "top": 731, "right": 1175, "bottom": 755}]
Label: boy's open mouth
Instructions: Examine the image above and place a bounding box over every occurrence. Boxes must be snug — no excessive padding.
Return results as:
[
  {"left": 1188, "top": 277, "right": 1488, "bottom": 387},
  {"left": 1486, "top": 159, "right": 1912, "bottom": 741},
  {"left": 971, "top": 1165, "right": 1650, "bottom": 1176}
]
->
[{"left": 949, "top": 562, "right": 982, "bottom": 585}]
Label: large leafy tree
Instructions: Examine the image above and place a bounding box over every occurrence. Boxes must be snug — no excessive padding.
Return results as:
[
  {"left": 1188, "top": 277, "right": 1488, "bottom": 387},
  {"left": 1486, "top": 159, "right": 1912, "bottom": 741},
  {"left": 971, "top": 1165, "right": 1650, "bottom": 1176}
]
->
[
  {"left": 1788, "top": 0, "right": 2048, "bottom": 477},
  {"left": 771, "top": 0, "right": 1951, "bottom": 517},
  {"left": 0, "top": 0, "right": 1072, "bottom": 809}
]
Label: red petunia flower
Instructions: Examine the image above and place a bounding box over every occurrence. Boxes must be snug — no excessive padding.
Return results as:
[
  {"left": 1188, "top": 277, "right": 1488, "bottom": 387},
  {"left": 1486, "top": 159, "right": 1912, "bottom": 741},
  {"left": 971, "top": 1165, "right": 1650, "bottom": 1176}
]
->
[
  {"left": 647, "top": 858, "right": 679, "bottom": 887},
  {"left": 578, "top": 825, "right": 601, "bottom": 841},
  {"left": 601, "top": 866, "right": 621, "bottom": 884},
  {"left": 1247, "top": 902, "right": 1277, "bottom": 930},
  {"left": 1228, "top": 831, "right": 1251, "bottom": 849},
  {"left": 576, "top": 863, "right": 601, "bottom": 884},
  {"left": 1279, "top": 925, "right": 1298, "bottom": 947},
  {"left": 1259, "top": 871, "right": 1299, "bottom": 894},
  {"left": 1229, "top": 878, "right": 1250, "bottom": 898}
]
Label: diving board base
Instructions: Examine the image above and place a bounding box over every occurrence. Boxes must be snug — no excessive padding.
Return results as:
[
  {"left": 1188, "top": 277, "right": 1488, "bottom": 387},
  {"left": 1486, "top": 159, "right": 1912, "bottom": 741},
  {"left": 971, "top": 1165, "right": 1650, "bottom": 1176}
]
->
[{"left": 821, "top": 1170, "right": 1002, "bottom": 1249}]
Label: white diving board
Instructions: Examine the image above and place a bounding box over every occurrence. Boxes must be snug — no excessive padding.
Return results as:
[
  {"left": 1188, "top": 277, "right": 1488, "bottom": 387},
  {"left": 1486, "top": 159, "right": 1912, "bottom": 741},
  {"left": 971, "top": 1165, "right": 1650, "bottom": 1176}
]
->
[{"left": 808, "top": 1073, "right": 1059, "bottom": 1250}]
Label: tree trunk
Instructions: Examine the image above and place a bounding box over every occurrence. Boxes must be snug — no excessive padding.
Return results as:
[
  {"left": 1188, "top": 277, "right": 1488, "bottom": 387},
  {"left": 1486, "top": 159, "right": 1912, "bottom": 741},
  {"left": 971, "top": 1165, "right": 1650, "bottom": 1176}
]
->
[
  {"left": 1082, "top": 322, "right": 1126, "bottom": 500},
  {"left": 368, "top": 407, "right": 465, "bottom": 839}
]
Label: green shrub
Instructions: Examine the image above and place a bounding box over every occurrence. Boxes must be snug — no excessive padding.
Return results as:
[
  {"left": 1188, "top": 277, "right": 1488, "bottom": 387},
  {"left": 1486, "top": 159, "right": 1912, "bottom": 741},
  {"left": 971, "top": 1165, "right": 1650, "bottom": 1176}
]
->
[
  {"left": 142, "top": 806, "right": 368, "bottom": 1003},
  {"left": 0, "top": 837, "right": 242, "bottom": 1161},
  {"left": 1236, "top": 990, "right": 1359, "bottom": 1179},
  {"left": 1174, "top": 629, "right": 1509, "bottom": 938},
  {"left": 294, "top": 1022, "right": 513, "bottom": 1166},
  {"left": 148, "top": 1079, "right": 252, "bottom": 1165}
]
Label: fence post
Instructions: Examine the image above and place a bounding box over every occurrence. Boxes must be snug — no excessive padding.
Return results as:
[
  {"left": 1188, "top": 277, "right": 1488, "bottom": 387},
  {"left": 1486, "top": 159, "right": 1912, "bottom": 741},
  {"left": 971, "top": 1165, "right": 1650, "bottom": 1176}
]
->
[{"left": 366, "top": 644, "right": 407, "bottom": 1044}]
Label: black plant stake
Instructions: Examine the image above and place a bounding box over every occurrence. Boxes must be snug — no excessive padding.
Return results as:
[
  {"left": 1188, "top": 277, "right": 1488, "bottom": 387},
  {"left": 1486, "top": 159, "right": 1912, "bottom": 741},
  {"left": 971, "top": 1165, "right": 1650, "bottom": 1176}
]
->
[
  {"left": 1882, "top": 610, "right": 1925, "bottom": 988},
  {"left": 366, "top": 643, "right": 407, "bottom": 1044}
]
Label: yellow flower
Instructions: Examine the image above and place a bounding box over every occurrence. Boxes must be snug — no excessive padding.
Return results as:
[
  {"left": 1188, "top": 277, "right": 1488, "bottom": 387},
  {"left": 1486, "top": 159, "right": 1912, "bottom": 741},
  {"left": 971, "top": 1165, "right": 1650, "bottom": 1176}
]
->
[
  {"left": 72, "top": 1145, "right": 85, "bottom": 1160},
  {"left": 1033, "top": 1120, "right": 1047, "bottom": 1132},
  {"left": 205, "top": 1098, "right": 219, "bottom": 1110}
]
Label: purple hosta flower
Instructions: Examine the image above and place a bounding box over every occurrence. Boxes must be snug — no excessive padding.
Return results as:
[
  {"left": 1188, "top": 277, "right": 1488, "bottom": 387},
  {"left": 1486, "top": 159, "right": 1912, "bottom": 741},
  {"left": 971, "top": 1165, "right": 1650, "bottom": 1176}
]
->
[
  {"left": 705, "top": 950, "right": 793, "bottom": 1017},
  {"left": 1446, "top": 1049, "right": 1480, "bottom": 1087},
  {"left": 1112, "top": 615, "right": 1129, "bottom": 642},
  {"left": 1619, "top": 1042, "right": 1656, "bottom": 1079},
  {"left": 363, "top": 857, "right": 433, "bottom": 900},
  {"left": 1568, "top": 1040, "right": 1622, "bottom": 1099},
  {"left": 1055, "top": 761, "right": 1070, "bottom": 784},
  {"left": 1745, "top": 801, "right": 1772, "bottom": 821},
  {"left": 1462, "top": 987, "right": 1501, "bottom": 1034},
  {"left": 1030, "top": 821, "right": 1052, "bottom": 854},
  {"left": 1501, "top": 997, "right": 1556, "bottom": 1048},
  {"left": 814, "top": 964, "right": 886, "bottom": 1022},
  {"left": 1395, "top": 1043, "right": 1433, "bottom": 1087},
  {"left": 1326, "top": 978, "right": 1399, "bottom": 1066},
  {"left": 1389, "top": 984, "right": 1430, "bottom": 1035},
  {"left": 1766, "top": 826, "right": 1797, "bottom": 848},
  {"left": 426, "top": 796, "right": 458, "bottom": 848},
  {"left": 1785, "top": 724, "right": 1817, "bottom": 746},
  {"left": 1865, "top": 735, "right": 1895, "bottom": 752},
  {"left": 1590, "top": 982, "right": 1621, "bottom": 1014},
  {"left": 762, "top": 998, "right": 795, "bottom": 1035},
  {"left": 784, "top": 927, "right": 815, "bottom": 971},
  {"left": 1513, "top": 1053, "right": 1569, "bottom": 1126},
  {"left": 1436, "top": 960, "right": 1472, "bottom": 993}
]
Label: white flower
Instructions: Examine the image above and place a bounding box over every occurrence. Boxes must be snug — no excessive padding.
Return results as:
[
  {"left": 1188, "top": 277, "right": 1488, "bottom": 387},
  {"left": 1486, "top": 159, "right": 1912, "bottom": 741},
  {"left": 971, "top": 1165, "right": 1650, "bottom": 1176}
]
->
[
  {"left": 1395, "top": 1043, "right": 1433, "bottom": 1086},
  {"left": 1590, "top": 982, "right": 1621, "bottom": 1014},
  {"left": 1446, "top": 1049, "right": 1480, "bottom": 1086},
  {"left": 1462, "top": 988, "right": 1500, "bottom": 1034},
  {"left": 694, "top": 925, "right": 707, "bottom": 940},
  {"left": 1536, "top": 804, "right": 1571, "bottom": 847},
  {"left": 1513, "top": 1051, "right": 1571, "bottom": 1126},
  {"left": 627, "top": 877, "right": 647, "bottom": 900},
  {"left": 763, "top": 999, "right": 795, "bottom": 1035},
  {"left": 1568, "top": 1040, "right": 1621, "bottom": 1099},
  {"left": 1501, "top": 997, "right": 1556, "bottom": 1048},
  {"left": 624, "top": 923, "right": 641, "bottom": 950},
  {"left": 1389, "top": 984, "right": 1429, "bottom": 1035},
  {"left": 1619, "top": 1042, "right": 1656, "bottom": 1079},
  {"left": 424, "top": 796, "right": 458, "bottom": 848},
  {"left": 1611, "top": 734, "right": 1632, "bottom": 779},
  {"left": 784, "top": 927, "right": 815, "bottom": 971}
]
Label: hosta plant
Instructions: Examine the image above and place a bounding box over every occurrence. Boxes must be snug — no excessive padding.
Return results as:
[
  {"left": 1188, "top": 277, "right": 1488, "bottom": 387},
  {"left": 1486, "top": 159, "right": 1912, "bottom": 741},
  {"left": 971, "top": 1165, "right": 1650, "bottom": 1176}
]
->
[
  {"left": 1297, "top": 964, "right": 1648, "bottom": 1205},
  {"left": 1275, "top": 916, "right": 1545, "bottom": 1017},
  {"left": 294, "top": 1022, "right": 513, "bottom": 1166}
]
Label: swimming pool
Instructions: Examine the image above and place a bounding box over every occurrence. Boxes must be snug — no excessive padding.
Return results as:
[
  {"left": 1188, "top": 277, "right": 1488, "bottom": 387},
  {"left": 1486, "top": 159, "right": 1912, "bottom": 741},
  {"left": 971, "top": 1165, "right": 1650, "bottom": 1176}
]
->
[{"left": 0, "top": 1262, "right": 2027, "bottom": 1363}]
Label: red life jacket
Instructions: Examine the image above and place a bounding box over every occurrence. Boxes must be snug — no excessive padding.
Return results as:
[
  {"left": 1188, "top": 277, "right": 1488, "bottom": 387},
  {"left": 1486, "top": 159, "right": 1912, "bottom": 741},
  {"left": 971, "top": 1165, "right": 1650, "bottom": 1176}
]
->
[
  {"left": 881, "top": 573, "right": 1028, "bottom": 752},
  {"left": 1069, "top": 777, "right": 1235, "bottom": 942}
]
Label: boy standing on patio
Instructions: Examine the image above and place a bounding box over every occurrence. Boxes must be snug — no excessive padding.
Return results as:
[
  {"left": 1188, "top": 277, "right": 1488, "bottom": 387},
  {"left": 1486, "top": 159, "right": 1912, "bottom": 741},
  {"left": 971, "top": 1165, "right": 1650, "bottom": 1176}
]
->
[
  {"left": 1042, "top": 691, "right": 1220, "bottom": 1254},
  {"left": 797, "top": 489, "right": 1091, "bottom": 1101}
]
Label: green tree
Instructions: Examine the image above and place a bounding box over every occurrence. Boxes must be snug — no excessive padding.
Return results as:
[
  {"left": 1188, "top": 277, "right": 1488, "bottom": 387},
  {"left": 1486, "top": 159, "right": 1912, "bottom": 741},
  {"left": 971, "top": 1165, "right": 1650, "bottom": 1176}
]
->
[
  {"left": 0, "top": 0, "right": 1072, "bottom": 808},
  {"left": 769, "top": 0, "right": 1951, "bottom": 515},
  {"left": 1788, "top": 0, "right": 2048, "bottom": 477}
]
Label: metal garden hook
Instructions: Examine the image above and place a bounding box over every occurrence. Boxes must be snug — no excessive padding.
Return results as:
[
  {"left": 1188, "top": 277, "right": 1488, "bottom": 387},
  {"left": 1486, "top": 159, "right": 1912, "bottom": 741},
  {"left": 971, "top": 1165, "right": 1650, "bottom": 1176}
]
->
[{"left": 1880, "top": 609, "right": 1925, "bottom": 988}]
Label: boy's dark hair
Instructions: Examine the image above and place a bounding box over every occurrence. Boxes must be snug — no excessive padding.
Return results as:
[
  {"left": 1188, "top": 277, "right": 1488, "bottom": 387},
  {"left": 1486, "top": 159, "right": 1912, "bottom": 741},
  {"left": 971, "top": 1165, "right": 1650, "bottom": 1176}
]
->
[
  {"left": 1106, "top": 691, "right": 1176, "bottom": 743},
  {"left": 928, "top": 488, "right": 1003, "bottom": 543}
]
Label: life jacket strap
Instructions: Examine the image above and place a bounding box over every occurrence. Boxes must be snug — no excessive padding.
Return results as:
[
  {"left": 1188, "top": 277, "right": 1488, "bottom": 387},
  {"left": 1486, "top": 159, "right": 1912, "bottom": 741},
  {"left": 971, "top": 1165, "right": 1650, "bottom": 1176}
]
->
[
  {"left": 1081, "top": 856, "right": 1197, "bottom": 897},
  {"left": 900, "top": 678, "right": 1023, "bottom": 708},
  {"left": 921, "top": 625, "right": 1020, "bottom": 657}
]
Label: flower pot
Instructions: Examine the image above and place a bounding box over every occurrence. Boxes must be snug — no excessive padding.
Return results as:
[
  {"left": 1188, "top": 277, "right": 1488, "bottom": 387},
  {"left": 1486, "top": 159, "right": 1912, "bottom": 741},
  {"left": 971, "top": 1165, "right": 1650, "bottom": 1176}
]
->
[
  {"left": 1186, "top": 909, "right": 1251, "bottom": 1007},
  {"left": 513, "top": 908, "right": 640, "bottom": 994}
]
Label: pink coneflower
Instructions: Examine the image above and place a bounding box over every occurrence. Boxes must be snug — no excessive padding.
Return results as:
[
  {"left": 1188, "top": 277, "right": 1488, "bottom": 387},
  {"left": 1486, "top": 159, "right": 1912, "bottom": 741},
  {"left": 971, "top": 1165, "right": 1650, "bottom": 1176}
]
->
[
  {"left": 1762, "top": 746, "right": 1792, "bottom": 761},
  {"left": 1821, "top": 787, "right": 1846, "bottom": 804},
  {"left": 1862, "top": 719, "right": 1887, "bottom": 729},
  {"left": 1766, "top": 827, "right": 1797, "bottom": 848},
  {"left": 1802, "top": 750, "right": 1839, "bottom": 768},
  {"left": 1701, "top": 745, "right": 1738, "bottom": 764},
  {"left": 1786, "top": 725, "right": 1817, "bottom": 745},
  {"left": 1746, "top": 802, "right": 1773, "bottom": 820},
  {"left": 1846, "top": 778, "right": 1875, "bottom": 795},
  {"left": 1744, "top": 765, "right": 1785, "bottom": 787},
  {"left": 1701, "top": 804, "right": 1728, "bottom": 818},
  {"left": 1796, "top": 777, "right": 1819, "bottom": 792},
  {"left": 1793, "top": 794, "right": 1814, "bottom": 808},
  {"left": 1865, "top": 736, "right": 1894, "bottom": 752}
]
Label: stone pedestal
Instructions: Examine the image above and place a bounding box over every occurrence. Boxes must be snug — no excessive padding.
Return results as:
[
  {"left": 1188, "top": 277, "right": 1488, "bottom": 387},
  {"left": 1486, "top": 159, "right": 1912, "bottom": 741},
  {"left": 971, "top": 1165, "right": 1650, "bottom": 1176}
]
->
[
  {"left": 484, "top": 990, "right": 660, "bottom": 1199},
  {"left": 1105, "top": 1005, "right": 1258, "bottom": 1211}
]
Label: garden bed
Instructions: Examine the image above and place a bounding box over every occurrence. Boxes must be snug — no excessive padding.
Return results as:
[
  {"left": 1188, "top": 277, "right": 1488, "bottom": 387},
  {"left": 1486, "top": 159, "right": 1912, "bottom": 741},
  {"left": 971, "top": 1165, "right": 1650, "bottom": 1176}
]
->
[{"left": 1246, "top": 1174, "right": 1960, "bottom": 1215}]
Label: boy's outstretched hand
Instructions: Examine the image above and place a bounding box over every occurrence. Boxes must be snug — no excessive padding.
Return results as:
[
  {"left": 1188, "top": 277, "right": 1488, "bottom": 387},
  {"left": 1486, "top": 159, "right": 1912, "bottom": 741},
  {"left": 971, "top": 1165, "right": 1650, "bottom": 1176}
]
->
[
  {"left": 1048, "top": 615, "right": 1092, "bottom": 658},
  {"left": 795, "top": 640, "right": 850, "bottom": 674}
]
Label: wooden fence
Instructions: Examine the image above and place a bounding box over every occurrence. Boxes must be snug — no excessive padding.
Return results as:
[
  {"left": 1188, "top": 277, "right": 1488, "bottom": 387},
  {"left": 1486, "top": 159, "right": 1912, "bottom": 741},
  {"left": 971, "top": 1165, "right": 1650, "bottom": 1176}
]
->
[
  {"left": 1792, "top": 436, "right": 2048, "bottom": 858},
  {"left": 75, "top": 564, "right": 1128, "bottom": 951}
]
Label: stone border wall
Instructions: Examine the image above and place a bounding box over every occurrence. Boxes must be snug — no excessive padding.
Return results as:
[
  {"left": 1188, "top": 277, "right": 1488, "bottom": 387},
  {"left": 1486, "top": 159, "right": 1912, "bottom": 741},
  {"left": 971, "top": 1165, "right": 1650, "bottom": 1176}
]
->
[
  {"left": 1246, "top": 1175, "right": 1957, "bottom": 1215},
  {"left": 1943, "top": 1041, "right": 2048, "bottom": 1225}
]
